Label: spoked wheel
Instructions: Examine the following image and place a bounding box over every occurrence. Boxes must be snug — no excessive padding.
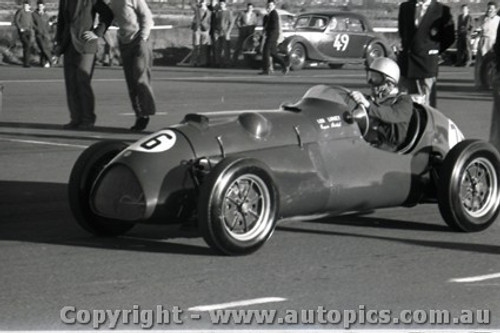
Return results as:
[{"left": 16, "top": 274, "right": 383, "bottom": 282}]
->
[
  {"left": 289, "top": 43, "right": 306, "bottom": 71},
  {"left": 68, "top": 141, "right": 135, "bottom": 236},
  {"left": 198, "top": 157, "right": 279, "bottom": 255},
  {"left": 366, "top": 43, "right": 385, "bottom": 65},
  {"left": 438, "top": 139, "right": 500, "bottom": 232}
]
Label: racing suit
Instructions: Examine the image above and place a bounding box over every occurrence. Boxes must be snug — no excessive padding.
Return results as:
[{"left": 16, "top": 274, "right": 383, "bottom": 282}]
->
[{"left": 365, "top": 93, "right": 414, "bottom": 152}]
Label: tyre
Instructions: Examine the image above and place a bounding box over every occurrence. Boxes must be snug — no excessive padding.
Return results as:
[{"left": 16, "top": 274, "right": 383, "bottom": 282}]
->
[
  {"left": 242, "top": 33, "right": 262, "bottom": 69},
  {"left": 480, "top": 51, "right": 497, "bottom": 89},
  {"left": 198, "top": 157, "right": 279, "bottom": 255},
  {"left": 68, "top": 141, "right": 135, "bottom": 236},
  {"left": 289, "top": 43, "right": 306, "bottom": 71},
  {"left": 328, "top": 63, "right": 344, "bottom": 69},
  {"left": 244, "top": 53, "right": 262, "bottom": 69},
  {"left": 437, "top": 139, "right": 500, "bottom": 232},
  {"left": 365, "top": 43, "right": 385, "bottom": 65}
]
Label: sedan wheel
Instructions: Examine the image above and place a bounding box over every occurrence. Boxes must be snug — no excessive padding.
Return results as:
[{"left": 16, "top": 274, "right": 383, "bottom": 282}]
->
[
  {"left": 366, "top": 43, "right": 385, "bottom": 65},
  {"left": 438, "top": 139, "right": 500, "bottom": 232},
  {"left": 289, "top": 43, "right": 306, "bottom": 71},
  {"left": 198, "top": 157, "right": 279, "bottom": 255}
]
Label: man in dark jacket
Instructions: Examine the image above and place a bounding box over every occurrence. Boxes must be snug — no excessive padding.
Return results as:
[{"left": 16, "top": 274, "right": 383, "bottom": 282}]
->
[
  {"left": 54, "top": 0, "right": 113, "bottom": 129},
  {"left": 14, "top": 0, "right": 34, "bottom": 68},
  {"left": 456, "top": 4, "right": 473, "bottom": 67},
  {"left": 398, "top": 0, "right": 455, "bottom": 107},
  {"left": 32, "top": 0, "right": 53, "bottom": 68},
  {"left": 260, "top": 0, "right": 289, "bottom": 75}
]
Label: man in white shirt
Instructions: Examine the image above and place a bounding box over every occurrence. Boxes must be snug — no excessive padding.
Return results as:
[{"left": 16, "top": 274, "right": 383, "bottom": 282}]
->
[
  {"left": 109, "top": 0, "right": 156, "bottom": 131},
  {"left": 475, "top": 1, "right": 500, "bottom": 88}
]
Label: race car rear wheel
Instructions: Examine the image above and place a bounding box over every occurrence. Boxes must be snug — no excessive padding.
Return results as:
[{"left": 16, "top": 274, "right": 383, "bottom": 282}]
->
[
  {"left": 437, "top": 139, "right": 500, "bottom": 232},
  {"left": 68, "top": 141, "right": 135, "bottom": 236},
  {"left": 198, "top": 157, "right": 279, "bottom": 255},
  {"left": 289, "top": 43, "right": 306, "bottom": 71}
]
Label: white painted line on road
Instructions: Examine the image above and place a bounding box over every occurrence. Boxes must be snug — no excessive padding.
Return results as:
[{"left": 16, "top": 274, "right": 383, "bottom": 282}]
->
[
  {"left": 188, "top": 297, "right": 287, "bottom": 312},
  {"left": 449, "top": 272, "right": 500, "bottom": 283},
  {"left": 0, "top": 137, "right": 88, "bottom": 149}
]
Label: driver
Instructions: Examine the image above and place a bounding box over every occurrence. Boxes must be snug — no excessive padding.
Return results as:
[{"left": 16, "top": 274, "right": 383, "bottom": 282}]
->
[{"left": 350, "top": 57, "right": 413, "bottom": 152}]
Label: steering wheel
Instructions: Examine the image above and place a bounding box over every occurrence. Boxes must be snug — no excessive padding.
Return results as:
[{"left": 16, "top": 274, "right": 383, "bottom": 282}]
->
[
  {"left": 332, "top": 85, "right": 370, "bottom": 138},
  {"left": 350, "top": 103, "right": 370, "bottom": 137}
]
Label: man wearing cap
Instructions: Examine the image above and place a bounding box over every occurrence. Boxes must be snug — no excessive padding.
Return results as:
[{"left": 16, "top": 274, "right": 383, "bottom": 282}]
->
[
  {"left": 350, "top": 57, "right": 413, "bottom": 152},
  {"left": 32, "top": 0, "right": 53, "bottom": 68},
  {"left": 14, "top": 0, "right": 34, "bottom": 68},
  {"left": 108, "top": 0, "right": 156, "bottom": 131},
  {"left": 54, "top": 0, "right": 113, "bottom": 129}
]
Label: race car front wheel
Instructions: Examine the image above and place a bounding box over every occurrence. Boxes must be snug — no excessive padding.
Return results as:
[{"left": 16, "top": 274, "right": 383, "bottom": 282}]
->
[
  {"left": 68, "top": 141, "right": 135, "bottom": 237},
  {"left": 198, "top": 157, "right": 279, "bottom": 255},
  {"left": 437, "top": 139, "right": 500, "bottom": 232}
]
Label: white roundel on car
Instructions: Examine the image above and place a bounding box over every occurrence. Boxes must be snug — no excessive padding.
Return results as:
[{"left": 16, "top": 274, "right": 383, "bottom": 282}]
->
[{"left": 128, "top": 130, "right": 177, "bottom": 153}]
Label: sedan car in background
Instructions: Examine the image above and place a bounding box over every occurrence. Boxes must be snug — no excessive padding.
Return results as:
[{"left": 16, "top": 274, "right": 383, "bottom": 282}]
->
[{"left": 243, "top": 11, "right": 394, "bottom": 71}]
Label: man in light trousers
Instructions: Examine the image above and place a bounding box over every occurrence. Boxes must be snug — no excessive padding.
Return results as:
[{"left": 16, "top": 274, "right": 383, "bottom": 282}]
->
[{"left": 109, "top": 0, "right": 156, "bottom": 131}]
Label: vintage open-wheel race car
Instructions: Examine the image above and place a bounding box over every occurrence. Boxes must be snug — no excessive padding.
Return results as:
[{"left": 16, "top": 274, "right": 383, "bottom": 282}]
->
[{"left": 68, "top": 85, "right": 500, "bottom": 255}]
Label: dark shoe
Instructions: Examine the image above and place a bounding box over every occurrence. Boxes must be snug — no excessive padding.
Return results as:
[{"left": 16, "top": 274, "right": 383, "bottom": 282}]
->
[
  {"left": 131, "top": 116, "right": 149, "bottom": 131},
  {"left": 77, "top": 122, "right": 95, "bottom": 130},
  {"left": 282, "top": 64, "right": 290, "bottom": 75},
  {"left": 258, "top": 70, "right": 272, "bottom": 75},
  {"left": 63, "top": 121, "right": 80, "bottom": 129}
]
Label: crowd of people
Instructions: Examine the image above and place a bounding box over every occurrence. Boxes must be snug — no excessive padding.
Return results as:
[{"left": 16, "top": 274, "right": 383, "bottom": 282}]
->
[
  {"left": 189, "top": 0, "right": 290, "bottom": 74},
  {"left": 13, "top": 0, "right": 55, "bottom": 68}
]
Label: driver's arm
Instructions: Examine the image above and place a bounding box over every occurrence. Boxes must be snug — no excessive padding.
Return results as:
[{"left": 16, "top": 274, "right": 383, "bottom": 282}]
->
[{"left": 367, "top": 94, "right": 413, "bottom": 124}]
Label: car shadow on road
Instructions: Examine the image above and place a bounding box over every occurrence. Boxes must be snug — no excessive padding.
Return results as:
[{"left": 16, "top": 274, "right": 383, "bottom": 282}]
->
[
  {"left": 277, "top": 214, "right": 500, "bottom": 255},
  {"left": 0, "top": 180, "right": 214, "bottom": 256}
]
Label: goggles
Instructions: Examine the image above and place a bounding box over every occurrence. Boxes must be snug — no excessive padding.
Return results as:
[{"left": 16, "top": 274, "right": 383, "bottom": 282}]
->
[{"left": 367, "top": 70, "right": 385, "bottom": 86}]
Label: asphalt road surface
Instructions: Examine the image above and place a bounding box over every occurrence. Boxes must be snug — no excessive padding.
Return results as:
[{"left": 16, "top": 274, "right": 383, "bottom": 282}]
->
[{"left": 1, "top": 63, "right": 499, "bottom": 331}]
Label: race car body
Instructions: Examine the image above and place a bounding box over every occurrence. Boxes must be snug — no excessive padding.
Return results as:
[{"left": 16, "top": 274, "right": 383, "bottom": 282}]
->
[{"left": 69, "top": 85, "right": 500, "bottom": 255}]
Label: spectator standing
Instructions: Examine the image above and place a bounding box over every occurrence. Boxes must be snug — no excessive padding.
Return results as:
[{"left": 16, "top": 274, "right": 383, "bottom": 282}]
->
[
  {"left": 490, "top": 22, "right": 500, "bottom": 151},
  {"left": 212, "top": 0, "right": 233, "bottom": 67},
  {"left": 456, "top": 4, "right": 473, "bottom": 67},
  {"left": 54, "top": 0, "right": 113, "bottom": 129},
  {"left": 398, "top": 0, "right": 455, "bottom": 107},
  {"left": 260, "top": 0, "right": 289, "bottom": 75},
  {"left": 32, "top": 0, "right": 53, "bottom": 68},
  {"left": 14, "top": 0, "right": 34, "bottom": 68},
  {"left": 191, "top": 0, "right": 211, "bottom": 66},
  {"left": 232, "top": 2, "right": 257, "bottom": 65},
  {"left": 109, "top": 0, "right": 156, "bottom": 131},
  {"left": 474, "top": 2, "right": 500, "bottom": 88},
  {"left": 208, "top": 0, "right": 219, "bottom": 66}
]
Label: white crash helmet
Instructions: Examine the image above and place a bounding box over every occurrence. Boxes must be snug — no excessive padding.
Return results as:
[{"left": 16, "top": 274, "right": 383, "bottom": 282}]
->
[{"left": 368, "top": 57, "right": 400, "bottom": 85}]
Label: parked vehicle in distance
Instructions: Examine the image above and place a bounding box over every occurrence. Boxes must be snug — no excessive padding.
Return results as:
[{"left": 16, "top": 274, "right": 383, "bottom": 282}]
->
[{"left": 243, "top": 11, "right": 393, "bottom": 70}]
